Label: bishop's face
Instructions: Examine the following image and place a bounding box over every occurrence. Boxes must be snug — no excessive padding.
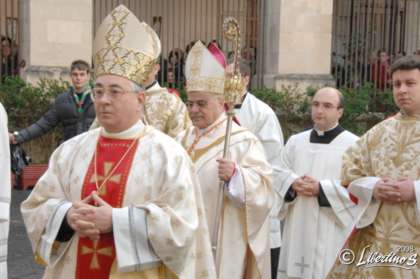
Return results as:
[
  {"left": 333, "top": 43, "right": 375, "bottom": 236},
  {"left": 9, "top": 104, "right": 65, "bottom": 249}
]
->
[
  {"left": 392, "top": 69, "right": 420, "bottom": 117},
  {"left": 93, "top": 75, "right": 145, "bottom": 133},
  {"left": 186, "top": 91, "right": 225, "bottom": 129}
]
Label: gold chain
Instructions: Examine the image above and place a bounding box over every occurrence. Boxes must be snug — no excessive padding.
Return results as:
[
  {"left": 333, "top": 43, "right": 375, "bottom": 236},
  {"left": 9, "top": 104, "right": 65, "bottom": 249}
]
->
[{"left": 93, "top": 128, "right": 147, "bottom": 193}]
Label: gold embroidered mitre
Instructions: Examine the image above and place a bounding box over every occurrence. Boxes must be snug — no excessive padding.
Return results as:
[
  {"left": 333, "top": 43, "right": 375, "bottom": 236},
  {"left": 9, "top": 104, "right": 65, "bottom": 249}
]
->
[
  {"left": 93, "top": 5, "right": 161, "bottom": 86},
  {"left": 185, "top": 41, "right": 225, "bottom": 95}
]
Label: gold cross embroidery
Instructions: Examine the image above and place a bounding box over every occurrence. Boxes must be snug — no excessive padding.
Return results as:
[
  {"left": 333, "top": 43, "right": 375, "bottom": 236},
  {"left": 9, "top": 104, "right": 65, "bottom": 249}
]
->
[
  {"left": 81, "top": 240, "right": 113, "bottom": 270},
  {"left": 90, "top": 162, "right": 122, "bottom": 196}
]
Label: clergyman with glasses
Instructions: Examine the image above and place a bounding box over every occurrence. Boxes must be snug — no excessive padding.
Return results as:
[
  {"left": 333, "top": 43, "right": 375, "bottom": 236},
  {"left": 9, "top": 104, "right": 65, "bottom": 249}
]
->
[
  {"left": 277, "top": 87, "right": 359, "bottom": 279},
  {"left": 20, "top": 5, "right": 215, "bottom": 279}
]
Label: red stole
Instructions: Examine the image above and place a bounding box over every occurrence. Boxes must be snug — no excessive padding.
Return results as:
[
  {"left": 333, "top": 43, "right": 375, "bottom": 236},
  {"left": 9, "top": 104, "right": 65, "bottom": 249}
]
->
[{"left": 75, "top": 135, "right": 139, "bottom": 279}]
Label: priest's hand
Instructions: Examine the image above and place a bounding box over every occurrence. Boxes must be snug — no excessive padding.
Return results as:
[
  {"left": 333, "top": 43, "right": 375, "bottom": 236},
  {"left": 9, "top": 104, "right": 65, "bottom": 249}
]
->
[
  {"left": 291, "top": 177, "right": 305, "bottom": 194},
  {"left": 302, "top": 175, "right": 320, "bottom": 196},
  {"left": 90, "top": 192, "right": 113, "bottom": 234},
  {"left": 373, "top": 178, "right": 401, "bottom": 203},
  {"left": 395, "top": 177, "right": 415, "bottom": 202},
  {"left": 67, "top": 195, "right": 100, "bottom": 240},
  {"left": 217, "top": 158, "right": 236, "bottom": 182},
  {"left": 292, "top": 175, "right": 319, "bottom": 197}
]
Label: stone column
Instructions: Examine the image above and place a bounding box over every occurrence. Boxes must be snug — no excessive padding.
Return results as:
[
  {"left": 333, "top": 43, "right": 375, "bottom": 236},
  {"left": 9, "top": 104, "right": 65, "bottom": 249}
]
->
[
  {"left": 260, "top": 0, "right": 281, "bottom": 89},
  {"left": 262, "top": 0, "right": 334, "bottom": 92},
  {"left": 19, "top": 0, "right": 93, "bottom": 84}
]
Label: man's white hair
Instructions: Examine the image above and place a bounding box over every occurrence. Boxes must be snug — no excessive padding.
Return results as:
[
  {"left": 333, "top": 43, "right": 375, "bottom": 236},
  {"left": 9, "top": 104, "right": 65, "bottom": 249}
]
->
[{"left": 131, "top": 81, "right": 144, "bottom": 93}]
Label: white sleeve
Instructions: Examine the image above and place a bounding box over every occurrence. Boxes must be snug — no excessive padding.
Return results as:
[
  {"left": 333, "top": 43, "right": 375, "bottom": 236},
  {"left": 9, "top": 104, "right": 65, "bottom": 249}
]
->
[
  {"left": 39, "top": 201, "right": 73, "bottom": 266},
  {"left": 225, "top": 164, "right": 245, "bottom": 207},
  {"left": 414, "top": 180, "right": 420, "bottom": 222},
  {"left": 112, "top": 207, "right": 162, "bottom": 272},
  {"left": 0, "top": 104, "right": 11, "bottom": 222},
  {"left": 348, "top": 176, "right": 381, "bottom": 228},
  {"left": 277, "top": 137, "right": 299, "bottom": 222},
  {"left": 278, "top": 137, "right": 299, "bottom": 199},
  {"left": 319, "top": 179, "right": 358, "bottom": 227}
]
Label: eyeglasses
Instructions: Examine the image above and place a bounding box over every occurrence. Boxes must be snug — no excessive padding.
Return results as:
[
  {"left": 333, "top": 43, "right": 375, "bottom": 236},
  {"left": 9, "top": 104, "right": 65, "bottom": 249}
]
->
[
  {"left": 311, "top": 102, "right": 341, "bottom": 110},
  {"left": 92, "top": 87, "right": 136, "bottom": 100}
]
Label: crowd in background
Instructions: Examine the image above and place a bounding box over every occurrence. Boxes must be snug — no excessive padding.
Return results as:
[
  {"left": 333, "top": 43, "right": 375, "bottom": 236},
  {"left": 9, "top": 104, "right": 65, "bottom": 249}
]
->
[
  {"left": 156, "top": 39, "right": 257, "bottom": 90},
  {"left": 332, "top": 47, "right": 420, "bottom": 90},
  {"left": 0, "top": 36, "right": 20, "bottom": 81}
]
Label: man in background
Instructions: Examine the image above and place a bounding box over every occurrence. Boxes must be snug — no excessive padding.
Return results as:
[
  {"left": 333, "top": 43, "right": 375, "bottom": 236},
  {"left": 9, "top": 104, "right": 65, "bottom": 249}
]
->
[
  {"left": 9, "top": 60, "right": 95, "bottom": 145},
  {"left": 278, "top": 87, "right": 359, "bottom": 279}
]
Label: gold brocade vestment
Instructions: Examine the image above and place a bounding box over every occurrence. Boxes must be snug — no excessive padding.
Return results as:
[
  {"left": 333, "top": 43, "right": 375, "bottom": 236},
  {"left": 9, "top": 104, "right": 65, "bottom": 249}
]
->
[{"left": 327, "top": 113, "right": 420, "bottom": 279}]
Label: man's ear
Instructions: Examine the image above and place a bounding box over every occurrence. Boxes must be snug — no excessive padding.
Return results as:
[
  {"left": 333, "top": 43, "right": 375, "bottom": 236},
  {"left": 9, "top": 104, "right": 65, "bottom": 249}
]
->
[
  {"left": 137, "top": 91, "right": 145, "bottom": 105},
  {"left": 154, "top": 64, "right": 160, "bottom": 75},
  {"left": 217, "top": 97, "right": 225, "bottom": 110},
  {"left": 243, "top": 75, "right": 250, "bottom": 87},
  {"left": 338, "top": 107, "right": 344, "bottom": 119}
]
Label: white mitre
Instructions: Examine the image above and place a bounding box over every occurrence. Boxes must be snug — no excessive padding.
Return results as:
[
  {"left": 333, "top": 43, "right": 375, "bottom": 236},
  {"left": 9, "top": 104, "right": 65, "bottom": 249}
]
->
[
  {"left": 185, "top": 41, "right": 225, "bottom": 95},
  {"left": 93, "top": 4, "right": 161, "bottom": 86}
]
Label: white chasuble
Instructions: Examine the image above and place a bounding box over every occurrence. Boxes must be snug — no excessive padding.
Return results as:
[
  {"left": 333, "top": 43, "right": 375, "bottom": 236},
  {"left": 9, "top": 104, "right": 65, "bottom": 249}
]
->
[
  {"left": 278, "top": 129, "right": 359, "bottom": 279},
  {"left": 235, "top": 92, "right": 284, "bottom": 249},
  {"left": 327, "top": 114, "right": 420, "bottom": 279},
  {"left": 0, "top": 103, "right": 10, "bottom": 279},
  {"left": 21, "top": 123, "right": 216, "bottom": 279},
  {"left": 179, "top": 114, "right": 274, "bottom": 279}
]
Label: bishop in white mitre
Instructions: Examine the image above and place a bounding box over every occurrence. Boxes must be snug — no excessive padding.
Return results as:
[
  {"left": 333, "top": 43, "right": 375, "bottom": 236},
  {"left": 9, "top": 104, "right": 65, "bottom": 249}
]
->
[
  {"left": 21, "top": 5, "right": 215, "bottom": 279},
  {"left": 90, "top": 21, "right": 191, "bottom": 139},
  {"left": 0, "top": 102, "right": 11, "bottom": 279},
  {"left": 278, "top": 88, "right": 359, "bottom": 279},
  {"left": 178, "top": 41, "right": 274, "bottom": 279}
]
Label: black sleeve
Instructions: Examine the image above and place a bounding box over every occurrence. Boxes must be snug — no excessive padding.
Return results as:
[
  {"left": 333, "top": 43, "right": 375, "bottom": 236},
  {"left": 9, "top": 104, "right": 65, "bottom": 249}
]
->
[
  {"left": 284, "top": 185, "right": 297, "bottom": 202},
  {"left": 317, "top": 183, "right": 332, "bottom": 207},
  {"left": 16, "top": 105, "right": 59, "bottom": 143},
  {"left": 55, "top": 215, "right": 75, "bottom": 242}
]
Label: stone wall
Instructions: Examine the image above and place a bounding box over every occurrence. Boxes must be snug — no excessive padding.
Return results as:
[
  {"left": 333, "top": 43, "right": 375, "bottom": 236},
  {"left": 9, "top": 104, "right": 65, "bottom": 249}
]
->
[
  {"left": 262, "top": 0, "right": 335, "bottom": 92},
  {"left": 19, "top": 0, "right": 92, "bottom": 84}
]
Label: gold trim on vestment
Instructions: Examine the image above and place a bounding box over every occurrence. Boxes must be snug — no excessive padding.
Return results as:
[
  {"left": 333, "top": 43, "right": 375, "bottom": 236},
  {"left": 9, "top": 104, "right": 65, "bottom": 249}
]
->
[{"left": 190, "top": 130, "right": 245, "bottom": 162}]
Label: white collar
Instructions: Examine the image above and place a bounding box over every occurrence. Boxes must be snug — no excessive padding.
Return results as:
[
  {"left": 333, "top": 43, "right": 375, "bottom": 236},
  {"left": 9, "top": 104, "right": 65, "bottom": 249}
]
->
[
  {"left": 101, "top": 121, "right": 145, "bottom": 139},
  {"left": 314, "top": 123, "right": 338, "bottom": 136}
]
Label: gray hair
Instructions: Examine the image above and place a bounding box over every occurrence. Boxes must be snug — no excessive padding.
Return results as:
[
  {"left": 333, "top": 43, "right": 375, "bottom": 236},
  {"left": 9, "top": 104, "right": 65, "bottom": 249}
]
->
[{"left": 131, "top": 81, "right": 144, "bottom": 93}]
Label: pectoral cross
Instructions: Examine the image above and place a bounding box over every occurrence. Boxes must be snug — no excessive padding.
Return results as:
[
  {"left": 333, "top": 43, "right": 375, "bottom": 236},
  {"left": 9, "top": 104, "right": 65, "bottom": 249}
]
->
[
  {"left": 81, "top": 239, "right": 113, "bottom": 270},
  {"left": 90, "top": 162, "right": 122, "bottom": 196},
  {"left": 294, "top": 256, "right": 309, "bottom": 275}
]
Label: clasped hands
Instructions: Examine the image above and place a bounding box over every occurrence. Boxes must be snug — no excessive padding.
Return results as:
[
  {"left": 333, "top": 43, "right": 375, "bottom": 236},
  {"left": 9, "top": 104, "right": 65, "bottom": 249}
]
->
[
  {"left": 66, "top": 191, "right": 113, "bottom": 240},
  {"left": 292, "top": 175, "right": 320, "bottom": 197},
  {"left": 373, "top": 177, "right": 415, "bottom": 203}
]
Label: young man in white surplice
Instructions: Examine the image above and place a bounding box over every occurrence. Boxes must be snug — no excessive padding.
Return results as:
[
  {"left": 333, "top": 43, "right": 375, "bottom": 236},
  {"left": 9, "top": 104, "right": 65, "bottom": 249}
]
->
[{"left": 278, "top": 87, "right": 359, "bottom": 279}]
